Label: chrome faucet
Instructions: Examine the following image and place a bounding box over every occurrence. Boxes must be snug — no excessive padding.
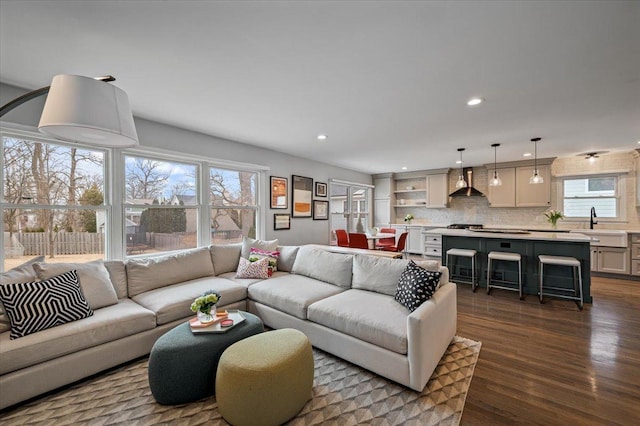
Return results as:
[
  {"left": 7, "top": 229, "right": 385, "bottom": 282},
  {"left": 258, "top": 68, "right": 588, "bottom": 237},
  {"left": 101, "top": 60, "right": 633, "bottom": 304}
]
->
[{"left": 590, "top": 207, "right": 598, "bottom": 229}]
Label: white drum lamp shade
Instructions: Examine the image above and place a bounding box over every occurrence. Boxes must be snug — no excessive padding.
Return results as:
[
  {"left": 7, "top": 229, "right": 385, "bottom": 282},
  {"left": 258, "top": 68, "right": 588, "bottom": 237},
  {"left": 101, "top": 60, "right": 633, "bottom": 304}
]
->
[{"left": 38, "top": 74, "right": 138, "bottom": 147}]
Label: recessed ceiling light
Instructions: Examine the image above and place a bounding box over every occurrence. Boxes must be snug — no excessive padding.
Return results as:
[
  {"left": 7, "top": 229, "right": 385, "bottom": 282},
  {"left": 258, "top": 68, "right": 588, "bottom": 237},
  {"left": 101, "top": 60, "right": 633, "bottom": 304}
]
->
[
  {"left": 317, "top": 134, "right": 328, "bottom": 140},
  {"left": 401, "top": 166, "right": 408, "bottom": 170},
  {"left": 523, "top": 152, "right": 532, "bottom": 157},
  {"left": 455, "top": 160, "right": 462, "bottom": 164},
  {"left": 466, "top": 97, "right": 484, "bottom": 106},
  {"left": 637, "top": 140, "right": 640, "bottom": 144}
]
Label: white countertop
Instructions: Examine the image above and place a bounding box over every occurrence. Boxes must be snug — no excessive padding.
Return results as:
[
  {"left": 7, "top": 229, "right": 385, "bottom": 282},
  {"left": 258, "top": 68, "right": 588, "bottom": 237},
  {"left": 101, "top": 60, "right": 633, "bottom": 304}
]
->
[{"left": 424, "top": 228, "right": 593, "bottom": 242}]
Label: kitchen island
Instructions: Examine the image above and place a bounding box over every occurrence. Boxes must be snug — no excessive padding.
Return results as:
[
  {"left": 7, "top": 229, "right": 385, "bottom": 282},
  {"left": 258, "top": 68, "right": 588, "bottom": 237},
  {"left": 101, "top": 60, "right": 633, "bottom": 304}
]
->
[{"left": 424, "top": 228, "right": 593, "bottom": 303}]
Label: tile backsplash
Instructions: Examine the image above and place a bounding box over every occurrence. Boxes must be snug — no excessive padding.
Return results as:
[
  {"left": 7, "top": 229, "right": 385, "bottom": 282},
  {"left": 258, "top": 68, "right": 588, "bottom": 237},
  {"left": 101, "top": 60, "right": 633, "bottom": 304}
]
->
[{"left": 395, "top": 151, "right": 639, "bottom": 231}]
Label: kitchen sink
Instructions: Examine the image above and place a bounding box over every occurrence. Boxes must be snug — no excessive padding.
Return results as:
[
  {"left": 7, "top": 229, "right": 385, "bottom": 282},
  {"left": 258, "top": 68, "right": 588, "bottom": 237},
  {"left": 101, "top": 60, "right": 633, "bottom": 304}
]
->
[{"left": 570, "top": 230, "right": 628, "bottom": 247}]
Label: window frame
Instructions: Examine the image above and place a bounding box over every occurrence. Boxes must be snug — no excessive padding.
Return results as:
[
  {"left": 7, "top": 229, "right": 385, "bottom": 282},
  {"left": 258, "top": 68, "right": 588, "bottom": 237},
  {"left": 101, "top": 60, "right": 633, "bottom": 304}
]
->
[
  {"left": 1, "top": 125, "right": 267, "bottom": 269},
  {"left": 559, "top": 172, "right": 627, "bottom": 223},
  {"left": 1, "top": 127, "right": 111, "bottom": 266}
]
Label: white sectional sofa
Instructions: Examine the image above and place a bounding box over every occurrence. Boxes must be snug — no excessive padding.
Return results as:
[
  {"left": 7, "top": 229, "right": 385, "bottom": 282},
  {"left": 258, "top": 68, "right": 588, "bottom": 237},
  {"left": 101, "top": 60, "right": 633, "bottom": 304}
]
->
[{"left": 0, "top": 243, "right": 456, "bottom": 410}]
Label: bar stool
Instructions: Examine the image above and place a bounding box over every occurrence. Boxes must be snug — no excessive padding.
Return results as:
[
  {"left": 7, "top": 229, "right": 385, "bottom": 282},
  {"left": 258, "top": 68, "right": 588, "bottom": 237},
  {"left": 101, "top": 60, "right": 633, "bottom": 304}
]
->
[
  {"left": 538, "top": 255, "right": 583, "bottom": 310},
  {"left": 445, "top": 248, "right": 478, "bottom": 291},
  {"left": 487, "top": 251, "right": 523, "bottom": 299}
]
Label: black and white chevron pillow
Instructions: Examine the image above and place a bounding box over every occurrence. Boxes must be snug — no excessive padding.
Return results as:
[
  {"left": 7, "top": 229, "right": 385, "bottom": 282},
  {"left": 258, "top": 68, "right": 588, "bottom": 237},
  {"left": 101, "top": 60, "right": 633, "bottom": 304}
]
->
[
  {"left": 395, "top": 260, "right": 441, "bottom": 312},
  {"left": 0, "top": 270, "right": 93, "bottom": 339}
]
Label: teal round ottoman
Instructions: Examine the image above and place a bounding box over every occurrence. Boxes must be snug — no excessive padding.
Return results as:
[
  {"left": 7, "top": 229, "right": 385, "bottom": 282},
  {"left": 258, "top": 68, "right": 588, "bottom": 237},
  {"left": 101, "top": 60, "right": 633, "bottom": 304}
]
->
[
  {"left": 148, "top": 311, "right": 263, "bottom": 405},
  {"left": 216, "top": 328, "right": 314, "bottom": 425}
]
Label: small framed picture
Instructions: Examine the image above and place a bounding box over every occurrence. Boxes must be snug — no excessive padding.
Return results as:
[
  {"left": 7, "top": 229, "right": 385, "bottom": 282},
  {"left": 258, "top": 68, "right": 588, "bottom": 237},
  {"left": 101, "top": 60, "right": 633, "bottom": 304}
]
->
[
  {"left": 274, "top": 213, "right": 291, "bottom": 230},
  {"left": 292, "top": 175, "right": 313, "bottom": 218},
  {"left": 313, "top": 200, "right": 329, "bottom": 220},
  {"left": 270, "top": 176, "right": 288, "bottom": 209},
  {"left": 315, "top": 181, "right": 327, "bottom": 197}
]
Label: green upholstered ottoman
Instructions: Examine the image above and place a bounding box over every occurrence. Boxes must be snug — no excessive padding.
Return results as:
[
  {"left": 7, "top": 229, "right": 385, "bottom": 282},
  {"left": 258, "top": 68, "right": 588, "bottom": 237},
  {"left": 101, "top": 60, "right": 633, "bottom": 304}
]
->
[
  {"left": 215, "top": 328, "right": 314, "bottom": 426},
  {"left": 148, "top": 311, "right": 263, "bottom": 405}
]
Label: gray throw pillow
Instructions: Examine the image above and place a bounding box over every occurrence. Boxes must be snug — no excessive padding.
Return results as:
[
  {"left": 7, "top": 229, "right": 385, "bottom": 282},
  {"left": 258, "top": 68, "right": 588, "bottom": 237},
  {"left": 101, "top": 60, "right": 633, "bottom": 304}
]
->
[{"left": 241, "top": 237, "right": 278, "bottom": 259}]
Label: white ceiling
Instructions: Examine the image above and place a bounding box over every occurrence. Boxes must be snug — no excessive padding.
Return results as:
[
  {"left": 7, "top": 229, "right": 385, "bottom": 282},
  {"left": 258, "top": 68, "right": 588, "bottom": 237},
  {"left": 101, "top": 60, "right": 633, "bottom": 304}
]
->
[{"left": 1, "top": 1, "right": 639, "bottom": 174}]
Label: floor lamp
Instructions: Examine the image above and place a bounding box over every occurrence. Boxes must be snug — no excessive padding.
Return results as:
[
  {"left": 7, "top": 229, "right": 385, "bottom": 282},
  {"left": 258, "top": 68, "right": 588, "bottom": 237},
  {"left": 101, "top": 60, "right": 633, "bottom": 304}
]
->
[{"left": 0, "top": 74, "right": 138, "bottom": 148}]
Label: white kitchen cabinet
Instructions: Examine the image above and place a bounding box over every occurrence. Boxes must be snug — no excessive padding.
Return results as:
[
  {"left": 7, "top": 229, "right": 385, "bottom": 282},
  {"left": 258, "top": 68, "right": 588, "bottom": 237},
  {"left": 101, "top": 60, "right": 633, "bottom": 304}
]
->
[
  {"left": 425, "top": 173, "right": 449, "bottom": 208},
  {"left": 487, "top": 168, "right": 516, "bottom": 207},
  {"left": 391, "top": 225, "right": 423, "bottom": 255},
  {"left": 374, "top": 199, "right": 391, "bottom": 227},
  {"left": 374, "top": 176, "right": 392, "bottom": 199},
  {"left": 592, "top": 247, "right": 630, "bottom": 274},
  {"left": 515, "top": 165, "right": 551, "bottom": 207},
  {"left": 630, "top": 233, "right": 640, "bottom": 275},
  {"left": 407, "top": 227, "right": 423, "bottom": 254},
  {"left": 373, "top": 174, "right": 394, "bottom": 227},
  {"left": 484, "top": 160, "right": 552, "bottom": 208},
  {"left": 423, "top": 232, "right": 442, "bottom": 262}
]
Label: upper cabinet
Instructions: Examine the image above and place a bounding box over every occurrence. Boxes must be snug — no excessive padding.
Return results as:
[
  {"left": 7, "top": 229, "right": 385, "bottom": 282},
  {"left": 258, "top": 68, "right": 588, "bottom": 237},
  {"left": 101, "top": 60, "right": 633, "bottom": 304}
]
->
[
  {"left": 425, "top": 172, "right": 449, "bottom": 208},
  {"left": 393, "top": 169, "right": 450, "bottom": 209},
  {"left": 487, "top": 168, "right": 516, "bottom": 207},
  {"left": 515, "top": 165, "right": 551, "bottom": 207},
  {"left": 374, "top": 175, "right": 392, "bottom": 200},
  {"left": 485, "top": 158, "right": 553, "bottom": 208}
]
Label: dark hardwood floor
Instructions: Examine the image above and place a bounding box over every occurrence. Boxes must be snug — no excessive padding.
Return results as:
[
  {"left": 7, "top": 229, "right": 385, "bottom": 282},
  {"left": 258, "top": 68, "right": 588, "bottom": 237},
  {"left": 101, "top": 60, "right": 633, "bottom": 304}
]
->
[{"left": 455, "top": 275, "right": 640, "bottom": 425}]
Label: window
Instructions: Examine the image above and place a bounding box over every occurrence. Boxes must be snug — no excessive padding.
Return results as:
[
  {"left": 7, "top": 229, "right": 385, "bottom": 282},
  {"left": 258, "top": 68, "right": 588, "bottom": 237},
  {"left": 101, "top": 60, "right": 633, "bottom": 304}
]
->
[
  {"left": 210, "top": 167, "right": 258, "bottom": 244},
  {"left": 124, "top": 155, "right": 198, "bottom": 256},
  {"left": 562, "top": 175, "right": 619, "bottom": 218},
  {"left": 2, "top": 134, "right": 106, "bottom": 270},
  {"left": 1, "top": 127, "right": 265, "bottom": 269},
  {"left": 328, "top": 181, "right": 373, "bottom": 243}
]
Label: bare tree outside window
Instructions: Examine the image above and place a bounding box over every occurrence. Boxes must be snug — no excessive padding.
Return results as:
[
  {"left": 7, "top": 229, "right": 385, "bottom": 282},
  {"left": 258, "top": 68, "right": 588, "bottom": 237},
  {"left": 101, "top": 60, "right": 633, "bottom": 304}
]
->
[{"left": 2, "top": 136, "right": 105, "bottom": 269}]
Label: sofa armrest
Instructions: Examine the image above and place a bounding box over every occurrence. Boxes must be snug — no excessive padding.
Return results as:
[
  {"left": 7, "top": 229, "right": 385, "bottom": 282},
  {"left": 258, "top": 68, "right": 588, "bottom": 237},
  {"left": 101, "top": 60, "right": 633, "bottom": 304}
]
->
[{"left": 406, "top": 281, "right": 457, "bottom": 391}]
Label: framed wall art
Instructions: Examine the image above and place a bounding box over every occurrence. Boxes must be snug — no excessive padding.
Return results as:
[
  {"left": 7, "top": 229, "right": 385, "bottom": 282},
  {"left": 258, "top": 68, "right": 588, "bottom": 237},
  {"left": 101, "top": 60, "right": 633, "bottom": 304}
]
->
[
  {"left": 315, "top": 181, "right": 327, "bottom": 197},
  {"left": 313, "top": 200, "right": 329, "bottom": 220},
  {"left": 292, "top": 175, "right": 313, "bottom": 218},
  {"left": 274, "top": 213, "right": 291, "bottom": 230},
  {"left": 270, "top": 176, "right": 288, "bottom": 209}
]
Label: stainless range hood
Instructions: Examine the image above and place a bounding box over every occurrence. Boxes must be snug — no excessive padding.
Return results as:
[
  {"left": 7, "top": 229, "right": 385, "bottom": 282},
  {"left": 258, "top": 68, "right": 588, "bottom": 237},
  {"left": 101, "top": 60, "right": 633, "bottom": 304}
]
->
[{"left": 449, "top": 168, "right": 485, "bottom": 197}]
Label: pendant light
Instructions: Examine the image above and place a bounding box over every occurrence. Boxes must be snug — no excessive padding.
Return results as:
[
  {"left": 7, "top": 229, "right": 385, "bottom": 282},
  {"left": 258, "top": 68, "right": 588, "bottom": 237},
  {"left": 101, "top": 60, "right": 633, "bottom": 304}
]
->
[
  {"left": 455, "top": 148, "right": 468, "bottom": 189},
  {"left": 529, "top": 137, "right": 543, "bottom": 184},
  {"left": 488, "top": 143, "right": 502, "bottom": 187}
]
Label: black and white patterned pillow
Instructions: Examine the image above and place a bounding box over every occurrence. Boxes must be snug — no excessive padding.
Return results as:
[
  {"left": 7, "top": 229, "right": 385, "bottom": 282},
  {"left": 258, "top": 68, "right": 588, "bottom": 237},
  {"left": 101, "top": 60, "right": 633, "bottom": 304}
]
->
[
  {"left": 395, "top": 260, "right": 442, "bottom": 312},
  {"left": 0, "top": 270, "right": 93, "bottom": 339}
]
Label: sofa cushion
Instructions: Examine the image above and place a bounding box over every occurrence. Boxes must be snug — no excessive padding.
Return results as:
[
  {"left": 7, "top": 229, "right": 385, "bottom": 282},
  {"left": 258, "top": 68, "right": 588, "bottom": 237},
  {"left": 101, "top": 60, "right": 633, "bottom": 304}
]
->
[
  {"left": 291, "top": 246, "right": 353, "bottom": 289},
  {"left": 241, "top": 237, "right": 278, "bottom": 259},
  {"left": 217, "top": 271, "right": 287, "bottom": 287},
  {"left": 104, "top": 260, "right": 128, "bottom": 299},
  {"left": 0, "top": 298, "right": 156, "bottom": 375},
  {"left": 236, "top": 257, "right": 270, "bottom": 279},
  {"left": 395, "top": 261, "right": 441, "bottom": 312},
  {"left": 210, "top": 243, "right": 242, "bottom": 275},
  {"left": 248, "top": 274, "right": 344, "bottom": 320},
  {"left": 0, "top": 270, "right": 94, "bottom": 339},
  {"left": 132, "top": 276, "right": 247, "bottom": 325},
  {"left": 127, "top": 247, "right": 215, "bottom": 297},
  {"left": 352, "top": 254, "right": 410, "bottom": 296},
  {"left": 307, "top": 289, "right": 409, "bottom": 355},
  {"left": 1, "top": 263, "right": 39, "bottom": 333},
  {"left": 276, "top": 246, "right": 299, "bottom": 272},
  {"left": 33, "top": 260, "right": 118, "bottom": 309}
]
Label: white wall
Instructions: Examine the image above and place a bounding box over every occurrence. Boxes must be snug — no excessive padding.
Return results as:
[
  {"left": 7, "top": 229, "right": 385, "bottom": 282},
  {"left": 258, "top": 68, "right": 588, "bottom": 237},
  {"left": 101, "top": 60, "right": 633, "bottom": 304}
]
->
[{"left": 0, "top": 83, "right": 372, "bottom": 245}]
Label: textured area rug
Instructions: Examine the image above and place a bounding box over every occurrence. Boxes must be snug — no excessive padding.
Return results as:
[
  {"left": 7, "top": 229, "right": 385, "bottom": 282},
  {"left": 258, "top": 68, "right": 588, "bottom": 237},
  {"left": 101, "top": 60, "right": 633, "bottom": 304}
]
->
[{"left": 1, "top": 336, "right": 480, "bottom": 425}]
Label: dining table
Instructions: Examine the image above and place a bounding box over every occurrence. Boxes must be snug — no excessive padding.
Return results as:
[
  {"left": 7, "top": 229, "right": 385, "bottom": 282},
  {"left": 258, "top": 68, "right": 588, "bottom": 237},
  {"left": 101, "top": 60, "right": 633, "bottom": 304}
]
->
[{"left": 365, "top": 232, "right": 396, "bottom": 249}]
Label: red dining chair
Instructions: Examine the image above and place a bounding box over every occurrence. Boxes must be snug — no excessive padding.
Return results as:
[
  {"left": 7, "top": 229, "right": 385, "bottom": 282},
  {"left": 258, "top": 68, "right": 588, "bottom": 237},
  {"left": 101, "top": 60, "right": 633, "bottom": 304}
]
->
[
  {"left": 375, "top": 228, "right": 396, "bottom": 249},
  {"left": 348, "top": 233, "right": 370, "bottom": 249},
  {"left": 335, "top": 229, "right": 349, "bottom": 247},
  {"left": 382, "top": 232, "right": 408, "bottom": 255}
]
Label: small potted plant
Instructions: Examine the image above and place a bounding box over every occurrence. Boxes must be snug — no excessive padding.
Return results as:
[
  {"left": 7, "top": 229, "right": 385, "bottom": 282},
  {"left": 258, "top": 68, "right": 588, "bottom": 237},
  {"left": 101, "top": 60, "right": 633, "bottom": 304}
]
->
[
  {"left": 404, "top": 214, "right": 414, "bottom": 224},
  {"left": 544, "top": 210, "right": 564, "bottom": 229},
  {"left": 190, "top": 290, "right": 221, "bottom": 323}
]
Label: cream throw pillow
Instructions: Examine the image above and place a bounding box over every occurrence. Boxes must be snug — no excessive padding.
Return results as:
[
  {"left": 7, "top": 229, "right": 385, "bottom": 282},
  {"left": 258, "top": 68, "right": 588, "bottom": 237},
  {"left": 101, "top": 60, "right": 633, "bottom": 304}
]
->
[{"left": 33, "top": 260, "right": 118, "bottom": 310}]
